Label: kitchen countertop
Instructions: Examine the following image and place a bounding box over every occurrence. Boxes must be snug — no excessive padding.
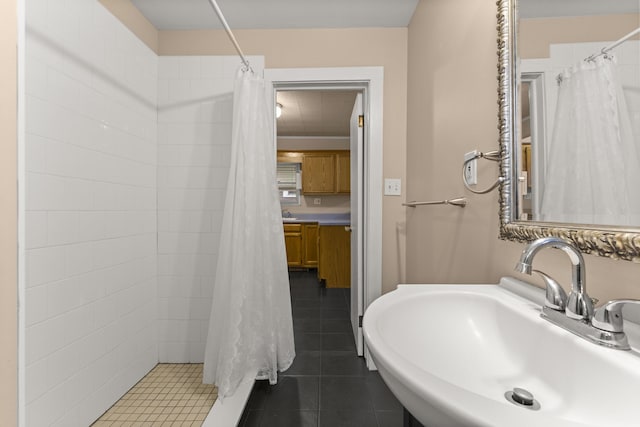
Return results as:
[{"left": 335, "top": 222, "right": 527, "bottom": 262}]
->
[{"left": 282, "top": 213, "right": 350, "bottom": 226}]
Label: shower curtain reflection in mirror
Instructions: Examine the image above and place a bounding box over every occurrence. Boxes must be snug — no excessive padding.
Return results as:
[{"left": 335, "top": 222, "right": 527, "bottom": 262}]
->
[{"left": 539, "top": 56, "right": 640, "bottom": 226}]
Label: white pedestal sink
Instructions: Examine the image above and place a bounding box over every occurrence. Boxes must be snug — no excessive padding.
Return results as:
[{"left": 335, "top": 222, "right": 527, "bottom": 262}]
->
[{"left": 363, "top": 278, "right": 640, "bottom": 427}]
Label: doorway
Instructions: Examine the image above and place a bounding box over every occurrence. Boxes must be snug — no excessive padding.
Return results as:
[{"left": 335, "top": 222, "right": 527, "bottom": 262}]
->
[{"left": 265, "top": 67, "right": 383, "bottom": 365}]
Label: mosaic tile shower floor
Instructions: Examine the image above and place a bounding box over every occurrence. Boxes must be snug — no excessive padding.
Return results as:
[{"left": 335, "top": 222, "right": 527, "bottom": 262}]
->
[{"left": 91, "top": 363, "right": 217, "bottom": 427}]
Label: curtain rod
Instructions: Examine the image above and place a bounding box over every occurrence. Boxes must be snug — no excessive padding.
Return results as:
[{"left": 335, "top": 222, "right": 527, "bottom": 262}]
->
[
  {"left": 206, "top": 0, "right": 253, "bottom": 72},
  {"left": 587, "top": 27, "right": 640, "bottom": 61}
]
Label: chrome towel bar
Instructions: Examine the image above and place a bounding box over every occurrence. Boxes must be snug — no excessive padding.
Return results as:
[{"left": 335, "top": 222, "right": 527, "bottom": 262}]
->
[{"left": 403, "top": 197, "right": 467, "bottom": 208}]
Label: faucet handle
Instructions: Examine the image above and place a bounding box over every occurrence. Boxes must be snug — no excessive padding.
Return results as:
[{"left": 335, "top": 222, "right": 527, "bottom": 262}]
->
[
  {"left": 592, "top": 299, "right": 640, "bottom": 333},
  {"left": 533, "top": 270, "right": 567, "bottom": 311}
]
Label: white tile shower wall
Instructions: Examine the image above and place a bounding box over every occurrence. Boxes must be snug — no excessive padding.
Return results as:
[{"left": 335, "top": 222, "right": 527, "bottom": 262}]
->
[
  {"left": 25, "top": 1, "right": 158, "bottom": 426},
  {"left": 157, "top": 56, "right": 264, "bottom": 363}
]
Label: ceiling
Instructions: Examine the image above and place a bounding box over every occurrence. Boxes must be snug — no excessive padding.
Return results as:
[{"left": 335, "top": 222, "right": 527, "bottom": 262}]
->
[
  {"left": 520, "top": 0, "right": 640, "bottom": 19},
  {"left": 276, "top": 90, "right": 358, "bottom": 137},
  {"left": 130, "top": 0, "right": 640, "bottom": 30},
  {"left": 127, "top": 0, "right": 414, "bottom": 137},
  {"left": 130, "top": 0, "right": 420, "bottom": 30},
  {"left": 128, "top": 0, "right": 639, "bottom": 137}
]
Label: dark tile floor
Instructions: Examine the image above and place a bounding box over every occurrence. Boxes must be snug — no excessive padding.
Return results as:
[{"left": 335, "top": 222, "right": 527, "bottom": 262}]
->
[{"left": 238, "top": 270, "right": 405, "bottom": 427}]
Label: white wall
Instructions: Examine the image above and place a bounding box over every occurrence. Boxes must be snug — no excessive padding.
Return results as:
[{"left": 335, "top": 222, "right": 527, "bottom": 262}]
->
[
  {"left": 24, "top": 2, "right": 263, "bottom": 419},
  {"left": 277, "top": 136, "right": 350, "bottom": 151},
  {"left": 295, "top": 194, "right": 351, "bottom": 213},
  {"left": 24, "top": 1, "right": 158, "bottom": 425},
  {"left": 156, "top": 56, "right": 264, "bottom": 362}
]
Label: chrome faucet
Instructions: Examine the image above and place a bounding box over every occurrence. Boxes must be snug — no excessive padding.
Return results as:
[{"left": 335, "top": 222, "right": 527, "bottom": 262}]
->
[
  {"left": 515, "top": 236, "right": 594, "bottom": 321},
  {"left": 515, "top": 237, "right": 639, "bottom": 350}
]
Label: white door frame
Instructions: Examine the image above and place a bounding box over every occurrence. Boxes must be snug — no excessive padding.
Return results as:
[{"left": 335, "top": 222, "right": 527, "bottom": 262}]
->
[
  {"left": 349, "top": 93, "right": 364, "bottom": 356},
  {"left": 521, "top": 72, "right": 547, "bottom": 219},
  {"left": 264, "top": 67, "right": 383, "bottom": 365}
]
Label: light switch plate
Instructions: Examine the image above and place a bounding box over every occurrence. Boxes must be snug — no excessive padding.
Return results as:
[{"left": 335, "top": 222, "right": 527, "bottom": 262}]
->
[{"left": 384, "top": 178, "right": 402, "bottom": 196}]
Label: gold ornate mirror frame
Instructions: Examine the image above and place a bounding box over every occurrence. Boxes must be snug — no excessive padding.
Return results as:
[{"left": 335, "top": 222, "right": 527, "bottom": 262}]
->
[{"left": 496, "top": 0, "right": 640, "bottom": 262}]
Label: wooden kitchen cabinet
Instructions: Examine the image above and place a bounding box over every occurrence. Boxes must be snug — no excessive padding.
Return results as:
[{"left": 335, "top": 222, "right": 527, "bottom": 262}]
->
[
  {"left": 277, "top": 151, "right": 303, "bottom": 164},
  {"left": 303, "top": 223, "right": 318, "bottom": 267},
  {"left": 284, "top": 223, "right": 303, "bottom": 267},
  {"left": 284, "top": 222, "right": 319, "bottom": 268},
  {"left": 277, "top": 150, "right": 350, "bottom": 195},
  {"left": 336, "top": 151, "right": 350, "bottom": 193},
  {"left": 302, "top": 153, "right": 335, "bottom": 194},
  {"left": 318, "top": 225, "right": 351, "bottom": 288}
]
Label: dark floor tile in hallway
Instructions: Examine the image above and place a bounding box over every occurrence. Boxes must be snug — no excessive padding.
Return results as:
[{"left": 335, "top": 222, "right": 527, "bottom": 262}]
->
[{"left": 239, "top": 270, "right": 404, "bottom": 427}]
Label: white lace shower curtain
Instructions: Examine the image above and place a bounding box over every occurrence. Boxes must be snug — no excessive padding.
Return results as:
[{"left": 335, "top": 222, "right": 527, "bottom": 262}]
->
[
  {"left": 203, "top": 67, "right": 295, "bottom": 398},
  {"left": 539, "top": 56, "right": 640, "bottom": 225}
]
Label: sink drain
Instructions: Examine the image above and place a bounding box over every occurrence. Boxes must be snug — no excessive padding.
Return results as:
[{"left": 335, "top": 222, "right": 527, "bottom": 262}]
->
[{"left": 504, "top": 387, "right": 541, "bottom": 410}]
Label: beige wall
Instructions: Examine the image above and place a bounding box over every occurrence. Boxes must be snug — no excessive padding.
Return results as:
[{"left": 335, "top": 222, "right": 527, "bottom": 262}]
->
[
  {"left": 100, "top": 0, "right": 407, "bottom": 292},
  {"left": 1, "top": 0, "right": 18, "bottom": 425},
  {"left": 99, "top": 0, "right": 159, "bottom": 52},
  {"left": 406, "top": 0, "right": 502, "bottom": 283},
  {"left": 101, "top": 1, "right": 408, "bottom": 292},
  {"left": 406, "top": 0, "right": 640, "bottom": 302},
  {"left": 520, "top": 14, "right": 640, "bottom": 58},
  {"left": 97, "top": 4, "right": 411, "bottom": 296},
  {"left": 161, "top": 28, "right": 409, "bottom": 293},
  {"left": 97, "top": 0, "right": 640, "bottom": 300}
]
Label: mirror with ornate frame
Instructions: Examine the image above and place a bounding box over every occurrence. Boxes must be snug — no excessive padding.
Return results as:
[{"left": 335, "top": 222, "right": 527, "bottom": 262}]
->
[{"left": 496, "top": 0, "right": 640, "bottom": 262}]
